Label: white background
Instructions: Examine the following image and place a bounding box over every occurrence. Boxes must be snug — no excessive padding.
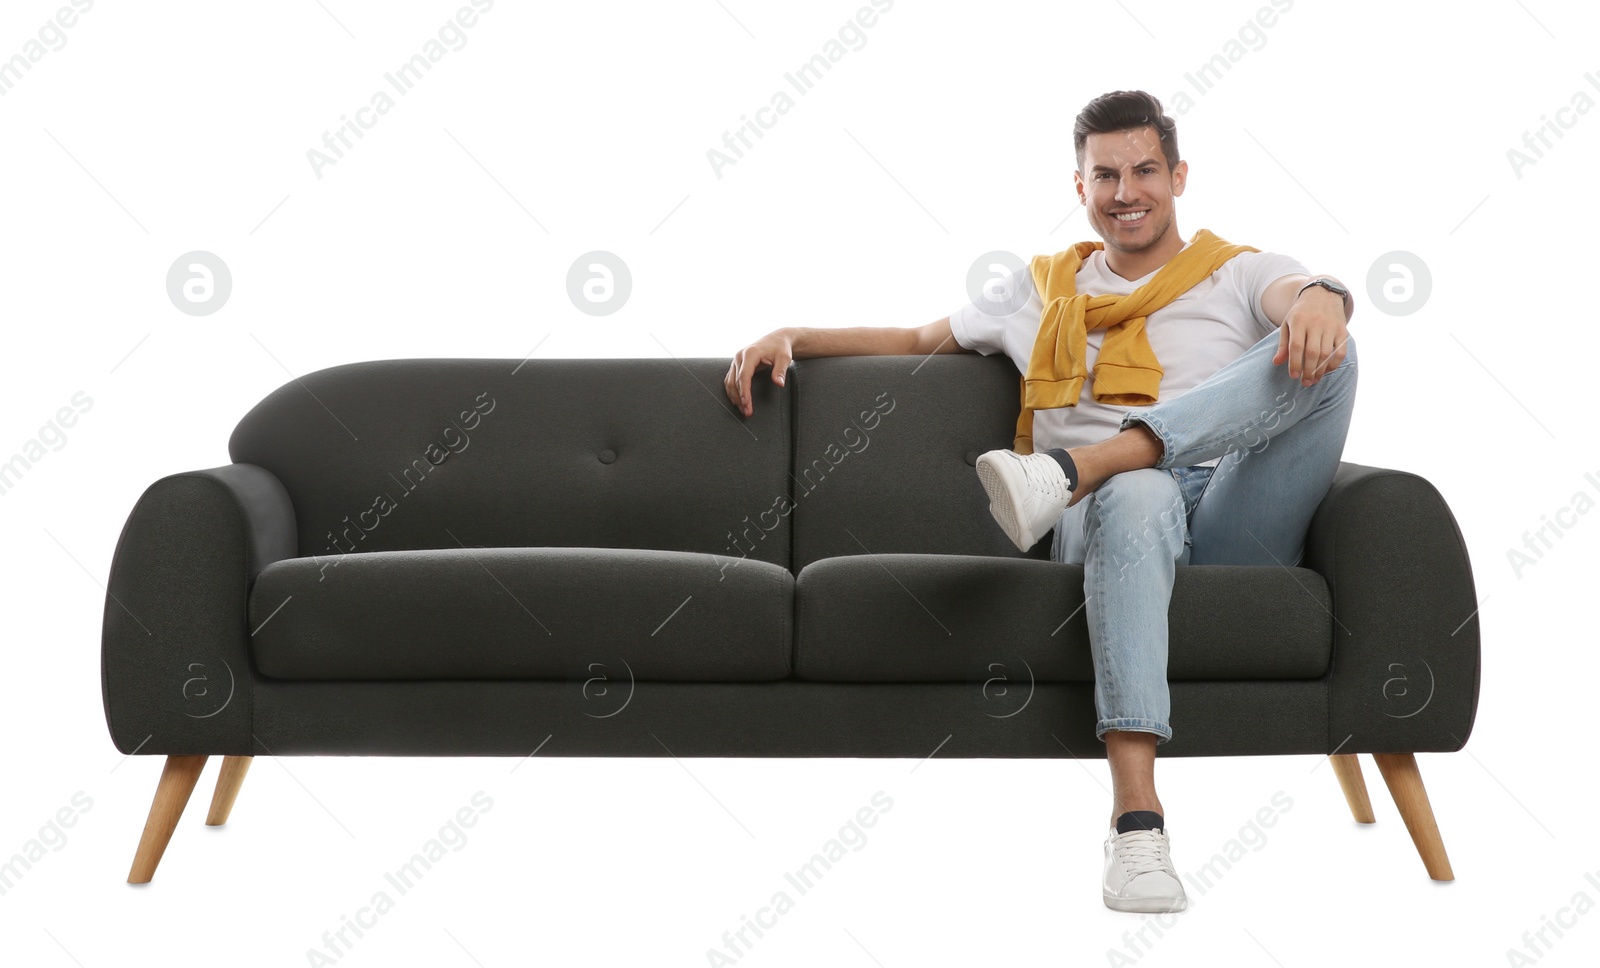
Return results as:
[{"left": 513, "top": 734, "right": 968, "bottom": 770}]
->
[{"left": 2, "top": 0, "right": 1595, "bottom": 965}]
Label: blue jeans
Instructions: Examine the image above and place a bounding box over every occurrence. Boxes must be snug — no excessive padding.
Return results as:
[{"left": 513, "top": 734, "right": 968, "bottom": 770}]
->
[{"left": 1049, "top": 329, "right": 1358, "bottom": 743}]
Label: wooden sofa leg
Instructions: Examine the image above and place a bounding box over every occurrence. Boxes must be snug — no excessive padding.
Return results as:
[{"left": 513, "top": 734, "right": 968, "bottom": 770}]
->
[
  {"left": 1372, "top": 752, "right": 1455, "bottom": 881},
  {"left": 206, "top": 756, "right": 253, "bottom": 826},
  {"left": 128, "top": 755, "right": 209, "bottom": 884},
  {"left": 1329, "top": 753, "right": 1376, "bottom": 823}
]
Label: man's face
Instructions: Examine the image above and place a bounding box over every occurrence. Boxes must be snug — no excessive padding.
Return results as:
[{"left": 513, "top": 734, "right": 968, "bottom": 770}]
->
[{"left": 1075, "top": 126, "right": 1187, "bottom": 254}]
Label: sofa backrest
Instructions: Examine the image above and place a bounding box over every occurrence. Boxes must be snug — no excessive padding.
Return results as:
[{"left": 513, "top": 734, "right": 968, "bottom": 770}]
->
[
  {"left": 229, "top": 358, "right": 794, "bottom": 569},
  {"left": 229, "top": 353, "right": 1042, "bottom": 574},
  {"left": 787, "top": 353, "right": 1047, "bottom": 570}
]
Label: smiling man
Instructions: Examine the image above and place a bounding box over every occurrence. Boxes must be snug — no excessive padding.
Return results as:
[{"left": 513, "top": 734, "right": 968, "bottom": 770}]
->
[{"left": 725, "top": 89, "right": 1356, "bottom": 914}]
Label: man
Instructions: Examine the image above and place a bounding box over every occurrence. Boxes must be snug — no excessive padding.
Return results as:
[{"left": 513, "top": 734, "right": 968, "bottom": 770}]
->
[{"left": 723, "top": 89, "right": 1355, "bottom": 914}]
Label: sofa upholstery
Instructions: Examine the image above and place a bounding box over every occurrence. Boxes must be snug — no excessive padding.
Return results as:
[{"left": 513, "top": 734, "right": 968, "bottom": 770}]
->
[{"left": 102, "top": 353, "right": 1481, "bottom": 763}]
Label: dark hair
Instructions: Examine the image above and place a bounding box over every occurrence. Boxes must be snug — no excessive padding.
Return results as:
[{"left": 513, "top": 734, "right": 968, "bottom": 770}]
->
[{"left": 1073, "top": 90, "right": 1180, "bottom": 175}]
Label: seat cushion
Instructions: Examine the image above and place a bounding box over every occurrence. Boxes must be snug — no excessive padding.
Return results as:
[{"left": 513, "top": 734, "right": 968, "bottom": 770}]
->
[
  {"left": 795, "top": 554, "right": 1332, "bottom": 682},
  {"left": 249, "top": 547, "right": 793, "bottom": 681}
]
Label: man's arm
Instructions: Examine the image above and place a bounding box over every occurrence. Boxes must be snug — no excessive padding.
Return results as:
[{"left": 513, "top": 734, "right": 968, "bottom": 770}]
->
[
  {"left": 724, "top": 317, "right": 970, "bottom": 417},
  {"left": 1261, "top": 273, "right": 1353, "bottom": 387}
]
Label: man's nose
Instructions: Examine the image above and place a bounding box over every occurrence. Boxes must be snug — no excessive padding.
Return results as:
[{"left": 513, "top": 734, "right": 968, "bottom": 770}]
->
[{"left": 1114, "top": 175, "right": 1140, "bottom": 204}]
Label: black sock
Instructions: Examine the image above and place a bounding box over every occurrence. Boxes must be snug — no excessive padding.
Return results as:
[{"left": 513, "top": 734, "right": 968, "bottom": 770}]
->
[
  {"left": 1115, "top": 810, "right": 1165, "bottom": 834},
  {"left": 1041, "top": 447, "right": 1079, "bottom": 491}
]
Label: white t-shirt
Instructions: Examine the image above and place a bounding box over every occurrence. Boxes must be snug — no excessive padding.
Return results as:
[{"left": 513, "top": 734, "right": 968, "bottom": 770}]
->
[{"left": 949, "top": 243, "right": 1309, "bottom": 454}]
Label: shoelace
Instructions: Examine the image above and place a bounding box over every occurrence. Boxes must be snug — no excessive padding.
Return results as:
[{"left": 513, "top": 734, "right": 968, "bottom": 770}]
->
[
  {"left": 1113, "top": 830, "right": 1175, "bottom": 877},
  {"left": 1022, "top": 454, "right": 1070, "bottom": 503}
]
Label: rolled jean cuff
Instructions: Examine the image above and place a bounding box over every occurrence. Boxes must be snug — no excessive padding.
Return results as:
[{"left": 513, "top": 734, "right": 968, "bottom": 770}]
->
[
  {"left": 1096, "top": 717, "right": 1173, "bottom": 744},
  {"left": 1119, "top": 411, "right": 1176, "bottom": 470}
]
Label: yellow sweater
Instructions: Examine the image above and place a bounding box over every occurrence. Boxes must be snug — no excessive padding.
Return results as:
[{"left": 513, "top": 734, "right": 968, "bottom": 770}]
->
[{"left": 1013, "top": 228, "right": 1258, "bottom": 454}]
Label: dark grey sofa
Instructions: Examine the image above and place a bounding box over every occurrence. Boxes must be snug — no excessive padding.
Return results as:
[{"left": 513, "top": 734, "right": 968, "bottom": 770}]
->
[{"left": 102, "top": 354, "right": 1480, "bottom": 883}]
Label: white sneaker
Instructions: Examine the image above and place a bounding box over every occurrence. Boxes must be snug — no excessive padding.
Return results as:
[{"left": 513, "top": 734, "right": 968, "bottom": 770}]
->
[
  {"left": 974, "top": 449, "right": 1074, "bottom": 552},
  {"left": 1102, "top": 826, "right": 1188, "bottom": 913}
]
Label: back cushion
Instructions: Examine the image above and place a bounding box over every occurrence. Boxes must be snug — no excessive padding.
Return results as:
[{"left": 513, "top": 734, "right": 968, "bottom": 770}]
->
[
  {"left": 789, "top": 354, "right": 1048, "bottom": 570},
  {"left": 229, "top": 358, "right": 792, "bottom": 568}
]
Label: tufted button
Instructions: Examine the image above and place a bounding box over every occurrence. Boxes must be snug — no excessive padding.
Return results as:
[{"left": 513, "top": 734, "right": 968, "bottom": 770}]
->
[
  {"left": 598, "top": 448, "right": 617, "bottom": 464},
  {"left": 964, "top": 450, "right": 979, "bottom": 466}
]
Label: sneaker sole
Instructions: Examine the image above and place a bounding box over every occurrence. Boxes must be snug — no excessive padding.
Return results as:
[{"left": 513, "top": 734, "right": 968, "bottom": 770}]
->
[
  {"left": 975, "top": 455, "right": 1032, "bottom": 552},
  {"left": 1103, "top": 893, "right": 1189, "bottom": 914}
]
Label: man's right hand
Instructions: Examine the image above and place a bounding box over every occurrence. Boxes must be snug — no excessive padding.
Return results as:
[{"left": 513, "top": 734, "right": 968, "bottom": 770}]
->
[{"left": 725, "top": 329, "right": 794, "bottom": 417}]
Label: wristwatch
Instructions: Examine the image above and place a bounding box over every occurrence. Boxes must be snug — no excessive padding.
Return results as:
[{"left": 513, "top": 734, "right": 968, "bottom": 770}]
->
[{"left": 1298, "top": 277, "right": 1350, "bottom": 310}]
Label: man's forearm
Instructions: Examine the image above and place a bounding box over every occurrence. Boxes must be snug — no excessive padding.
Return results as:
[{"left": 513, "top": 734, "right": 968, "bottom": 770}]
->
[{"left": 783, "top": 326, "right": 918, "bottom": 359}]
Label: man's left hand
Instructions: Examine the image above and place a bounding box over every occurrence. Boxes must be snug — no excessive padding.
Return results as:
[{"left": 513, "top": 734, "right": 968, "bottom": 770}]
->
[{"left": 1273, "top": 286, "right": 1349, "bottom": 386}]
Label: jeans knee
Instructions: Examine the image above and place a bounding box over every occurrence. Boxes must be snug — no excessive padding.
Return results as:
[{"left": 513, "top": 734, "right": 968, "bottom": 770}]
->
[{"left": 1086, "top": 469, "right": 1186, "bottom": 557}]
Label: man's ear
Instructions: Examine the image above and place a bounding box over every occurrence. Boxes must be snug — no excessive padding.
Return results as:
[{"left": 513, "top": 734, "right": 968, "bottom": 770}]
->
[
  {"left": 1073, "top": 170, "right": 1085, "bottom": 205},
  {"left": 1170, "top": 159, "right": 1188, "bottom": 197}
]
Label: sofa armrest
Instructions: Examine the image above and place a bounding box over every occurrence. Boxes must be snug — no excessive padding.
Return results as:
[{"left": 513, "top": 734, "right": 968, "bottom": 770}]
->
[
  {"left": 101, "top": 463, "right": 297, "bottom": 756},
  {"left": 1304, "top": 461, "right": 1481, "bottom": 754}
]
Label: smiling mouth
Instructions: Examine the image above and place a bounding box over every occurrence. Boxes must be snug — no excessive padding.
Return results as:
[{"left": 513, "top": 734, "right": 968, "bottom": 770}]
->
[{"left": 1113, "top": 210, "right": 1149, "bottom": 223}]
